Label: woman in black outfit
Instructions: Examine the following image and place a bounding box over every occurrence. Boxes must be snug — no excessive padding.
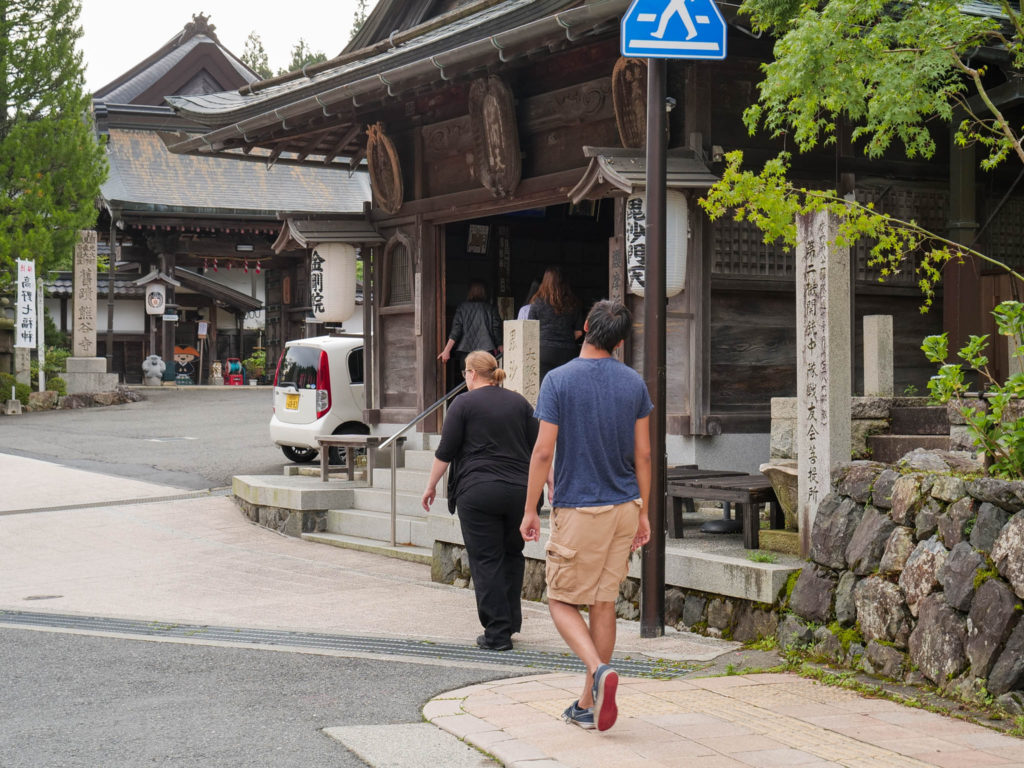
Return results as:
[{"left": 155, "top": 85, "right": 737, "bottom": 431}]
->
[
  {"left": 421, "top": 350, "right": 538, "bottom": 651},
  {"left": 527, "top": 267, "right": 583, "bottom": 381}
]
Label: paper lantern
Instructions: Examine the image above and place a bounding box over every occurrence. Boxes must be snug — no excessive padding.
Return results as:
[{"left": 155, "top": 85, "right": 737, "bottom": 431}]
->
[
  {"left": 625, "top": 188, "right": 688, "bottom": 298},
  {"left": 311, "top": 242, "right": 357, "bottom": 323}
]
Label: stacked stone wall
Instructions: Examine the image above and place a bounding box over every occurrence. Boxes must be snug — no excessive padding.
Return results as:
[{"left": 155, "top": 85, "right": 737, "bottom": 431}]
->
[{"left": 782, "top": 456, "right": 1024, "bottom": 714}]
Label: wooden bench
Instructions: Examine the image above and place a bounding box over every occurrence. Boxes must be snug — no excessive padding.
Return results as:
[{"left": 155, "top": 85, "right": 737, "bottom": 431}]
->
[
  {"left": 666, "top": 471, "right": 783, "bottom": 549},
  {"left": 315, "top": 434, "right": 405, "bottom": 484}
]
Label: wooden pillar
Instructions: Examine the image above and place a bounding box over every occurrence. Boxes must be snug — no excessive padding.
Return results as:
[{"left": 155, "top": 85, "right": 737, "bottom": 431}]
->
[{"left": 945, "top": 124, "right": 981, "bottom": 354}]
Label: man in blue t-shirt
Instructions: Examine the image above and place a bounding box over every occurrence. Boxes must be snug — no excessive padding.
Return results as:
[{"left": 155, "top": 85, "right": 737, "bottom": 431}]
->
[{"left": 521, "top": 300, "right": 653, "bottom": 732}]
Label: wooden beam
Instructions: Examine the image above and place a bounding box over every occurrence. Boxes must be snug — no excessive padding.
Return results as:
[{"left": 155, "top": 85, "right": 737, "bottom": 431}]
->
[
  {"left": 323, "top": 124, "right": 363, "bottom": 165},
  {"left": 349, "top": 146, "right": 367, "bottom": 173},
  {"left": 295, "top": 130, "right": 331, "bottom": 163}
]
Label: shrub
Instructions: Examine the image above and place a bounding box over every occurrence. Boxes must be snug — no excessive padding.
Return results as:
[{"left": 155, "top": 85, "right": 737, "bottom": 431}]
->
[
  {"left": 0, "top": 373, "right": 31, "bottom": 406},
  {"left": 922, "top": 300, "right": 1024, "bottom": 478}
]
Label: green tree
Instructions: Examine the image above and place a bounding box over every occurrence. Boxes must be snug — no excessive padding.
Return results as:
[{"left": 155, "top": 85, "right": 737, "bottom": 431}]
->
[
  {"left": 700, "top": 1, "right": 1024, "bottom": 306},
  {"left": 278, "top": 38, "right": 327, "bottom": 76},
  {"left": 0, "top": 0, "right": 107, "bottom": 283},
  {"left": 350, "top": 0, "right": 369, "bottom": 41},
  {"left": 241, "top": 30, "right": 272, "bottom": 80}
]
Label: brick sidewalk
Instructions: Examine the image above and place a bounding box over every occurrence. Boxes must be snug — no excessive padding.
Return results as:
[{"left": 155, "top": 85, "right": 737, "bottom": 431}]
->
[{"left": 428, "top": 673, "right": 1024, "bottom": 768}]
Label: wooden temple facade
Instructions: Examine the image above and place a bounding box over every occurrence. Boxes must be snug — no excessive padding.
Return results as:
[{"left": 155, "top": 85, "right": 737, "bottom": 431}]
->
[
  {"left": 165, "top": 0, "right": 1024, "bottom": 462},
  {"left": 88, "top": 14, "right": 371, "bottom": 382}
]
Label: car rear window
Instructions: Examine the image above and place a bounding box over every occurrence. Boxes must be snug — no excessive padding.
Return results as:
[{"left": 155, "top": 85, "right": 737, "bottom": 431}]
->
[{"left": 278, "top": 346, "right": 320, "bottom": 389}]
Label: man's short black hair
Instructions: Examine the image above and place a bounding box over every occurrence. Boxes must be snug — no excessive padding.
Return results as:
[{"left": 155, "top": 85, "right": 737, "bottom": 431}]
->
[{"left": 584, "top": 300, "right": 632, "bottom": 353}]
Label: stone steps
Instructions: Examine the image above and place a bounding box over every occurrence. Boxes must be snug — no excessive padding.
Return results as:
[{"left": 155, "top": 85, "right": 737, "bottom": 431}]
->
[
  {"left": 890, "top": 406, "right": 950, "bottom": 436},
  {"left": 868, "top": 434, "right": 951, "bottom": 464}
]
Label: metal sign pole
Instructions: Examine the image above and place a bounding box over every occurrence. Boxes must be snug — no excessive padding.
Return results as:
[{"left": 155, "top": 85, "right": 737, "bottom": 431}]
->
[{"left": 641, "top": 57, "right": 667, "bottom": 638}]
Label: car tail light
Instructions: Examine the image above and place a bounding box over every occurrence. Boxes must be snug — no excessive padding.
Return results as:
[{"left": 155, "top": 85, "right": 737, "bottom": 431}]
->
[
  {"left": 272, "top": 351, "right": 284, "bottom": 413},
  {"left": 316, "top": 349, "right": 331, "bottom": 418}
]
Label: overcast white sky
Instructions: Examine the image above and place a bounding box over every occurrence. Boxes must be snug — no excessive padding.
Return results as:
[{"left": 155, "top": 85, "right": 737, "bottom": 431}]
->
[{"left": 79, "top": 1, "right": 380, "bottom": 92}]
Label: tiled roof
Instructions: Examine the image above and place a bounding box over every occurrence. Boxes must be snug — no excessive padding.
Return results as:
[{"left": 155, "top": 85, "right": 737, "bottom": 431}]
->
[
  {"left": 102, "top": 128, "right": 371, "bottom": 215},
  {"left": 166, "top": 0, "right": 592, "bottom": 123},
  {"left": 96, "top": 35, "right": 256, "bottom": 104}
]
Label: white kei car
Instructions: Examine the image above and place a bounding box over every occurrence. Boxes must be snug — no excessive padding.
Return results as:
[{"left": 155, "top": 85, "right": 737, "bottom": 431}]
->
[{"left": 269, "top": 335, "right": 369, "bottom": 463}]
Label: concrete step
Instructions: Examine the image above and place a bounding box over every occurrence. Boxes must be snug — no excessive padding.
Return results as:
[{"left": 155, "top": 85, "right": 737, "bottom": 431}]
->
[
  {"left": 890, "top": 406, "right": 950, "bottom": 436},
  {"left": 326, "top": 508, "right": 432, "bottom": 547},
  {"left": 868, "top": 434, "right": 951, "bottom": 464},
  {"left": 402, "top": 449, "right": 437, "bottom": 472},
  {"left": 350, "top": 487, "right": 432, "bottom": 517},
  {"left": 300, "top": 532, "right": 432, "bottom": 564},
  {"left": 371, "top": 466, "right": 445, "bottom": 496}
]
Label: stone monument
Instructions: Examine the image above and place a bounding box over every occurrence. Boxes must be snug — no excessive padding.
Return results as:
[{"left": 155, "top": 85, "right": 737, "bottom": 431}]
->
[
  {"left": 863, "top": 315, "right": 894, "bottom": 396},
  {"left": 502, "top": 319, "right": 540, "bottom": 407},
  {"left": 796, "top": 211, "right": 851, "bottom": 557},
  {"left": 64, "top": 230, "right": 119, "bottom": 394}
]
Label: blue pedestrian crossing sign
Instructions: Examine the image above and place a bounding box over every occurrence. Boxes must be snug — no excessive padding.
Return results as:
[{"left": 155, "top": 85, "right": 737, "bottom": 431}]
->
[{"left": 621, "top": 0, "right": 728, "bottom": 60}]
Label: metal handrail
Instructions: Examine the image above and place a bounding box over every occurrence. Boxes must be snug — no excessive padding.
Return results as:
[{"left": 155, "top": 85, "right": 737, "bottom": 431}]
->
[{"left": 379, "top": 378, "right": 467, "bottom": 546}]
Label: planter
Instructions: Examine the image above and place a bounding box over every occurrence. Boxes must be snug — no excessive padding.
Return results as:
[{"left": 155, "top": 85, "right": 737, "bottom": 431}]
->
[{"left": 759, "top": 459, "right": 799, "bottom": 531}]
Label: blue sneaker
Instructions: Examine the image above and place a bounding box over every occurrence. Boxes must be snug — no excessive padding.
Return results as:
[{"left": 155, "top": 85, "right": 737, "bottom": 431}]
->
[
  {"left": 562, "top": 700, "right": 595, "bottom": 729},
  {"left": 591, "top": 664, "right": 619, "bottom": 731}
]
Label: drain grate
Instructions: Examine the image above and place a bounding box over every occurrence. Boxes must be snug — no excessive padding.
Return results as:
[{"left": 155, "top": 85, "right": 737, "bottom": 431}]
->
[{"left": 0, "top": 610, "right": 693, "bottom": 678}]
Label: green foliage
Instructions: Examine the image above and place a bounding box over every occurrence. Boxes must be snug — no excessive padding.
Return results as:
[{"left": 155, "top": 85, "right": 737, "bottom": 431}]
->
[
  {"left": 974, "top": 567, "right": 999, "bottom": 590},
  {"left": 29, "top": 345, "right": 70, "bottom": 388},
  {"left": 278, "top": 39, "right": 327, "bottom": 76},
  {"left": 826, "top": 622, "right": 864, "bottom": 653},
  {"left": 922, "top": 300, "right": 1024, "bottom": 477},
  {"left": 704, "top": 1, "right": 1024, "bottom": 313},
  {"left": 350, "top": 0, "right": 370, "bottom": 41},
  {"left": 744, "top": 635, "right": 779, "bottom": 651},
  {"left": 242, "top": 349, "right": 266, "bottom": 377},
  {"left": 0, "top": 0, "right": 108, "bottom": 277},
  {"left": 700, "top": 152, "right": 1024, "bottom": 312},
  {"left": 739, "top": 0, "right": 1019, "bottom": 168},
  {"left": 42, "top": 308, "right": 69, "bottom": 351},
  {"left": 241, "top": 31, "right": 272, "bottom": 80},
  {"left": 0, "top": 373, "right": 31, "bottom": 405},
  {"left": 747, "top": 550, "right": 779, "bottom": 563}
]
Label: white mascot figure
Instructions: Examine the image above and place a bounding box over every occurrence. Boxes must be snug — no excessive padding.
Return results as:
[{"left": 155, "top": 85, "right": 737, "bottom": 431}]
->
[{"left": 142, "top": 355, "right": 166, "bottom": 386}]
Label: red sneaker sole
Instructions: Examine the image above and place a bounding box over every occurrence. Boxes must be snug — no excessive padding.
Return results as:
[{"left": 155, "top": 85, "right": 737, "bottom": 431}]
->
[{"left": 595, "top": 669, "right": 619, "bottom": 731}]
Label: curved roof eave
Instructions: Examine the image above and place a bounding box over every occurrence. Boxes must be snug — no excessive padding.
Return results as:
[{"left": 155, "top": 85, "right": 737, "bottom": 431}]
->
[{"left": 165, "top": 0, "right": 630, "bottom": 156}]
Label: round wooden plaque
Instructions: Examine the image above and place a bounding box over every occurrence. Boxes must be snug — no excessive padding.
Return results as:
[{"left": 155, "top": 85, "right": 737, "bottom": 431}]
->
[{"left": 366, "top": 122, "right": 404, "bottom": 214}]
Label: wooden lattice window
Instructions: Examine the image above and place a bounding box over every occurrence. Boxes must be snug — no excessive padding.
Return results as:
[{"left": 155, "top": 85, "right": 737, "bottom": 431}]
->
[
  {"left": 383, "top": 234, "right": 413, "bottom": 307},
  {"left": 853, "top": 185, "right": 948, "bottom": 287}
]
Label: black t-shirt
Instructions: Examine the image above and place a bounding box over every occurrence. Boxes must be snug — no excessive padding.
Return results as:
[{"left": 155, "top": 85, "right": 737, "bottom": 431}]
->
[
  {"left": 529, "top": 299, "right": 582, "bottom": 351},
  {"left": 435, "top": 385, "right": 539, "bottom": 499}
]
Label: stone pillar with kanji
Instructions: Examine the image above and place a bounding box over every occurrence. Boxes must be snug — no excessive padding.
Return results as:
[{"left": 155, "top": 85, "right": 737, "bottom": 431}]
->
[
  {"left": 64, "top": 230, "right": 118, "bottom": 393},
  {"left": 796, "top": 211, "right": 851, "bottom": 557},
  {"left": 502, "top": 319, "right": 540, "bottom": 407}
]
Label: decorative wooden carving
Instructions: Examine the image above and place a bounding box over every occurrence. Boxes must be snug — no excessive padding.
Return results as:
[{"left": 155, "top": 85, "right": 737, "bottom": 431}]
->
[
  {"left": 366, "top": 122, "right": 404, "bottom": 214},
  {"left": 612, "top": 57, "right": 647, "bottom": 149},
  {"left": 468, "top": 75, "right": 521, "bottom": 198}
]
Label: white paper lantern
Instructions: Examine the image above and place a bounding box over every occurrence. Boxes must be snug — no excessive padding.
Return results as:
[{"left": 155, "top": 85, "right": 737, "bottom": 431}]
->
[
  {"left": 310, "top": 242, "right": 357, "bottom": 323},
  {"left": 625, "top": 188, "right": 688, "bottom": 298}
]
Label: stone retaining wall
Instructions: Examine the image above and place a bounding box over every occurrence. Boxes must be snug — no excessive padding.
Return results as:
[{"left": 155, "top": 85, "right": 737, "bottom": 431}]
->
[
  {"left": 781, "top": 456, "right": 1024, "bottom": 714},
  {"left": 432, "top": 541, "right": 785, "bottom": 643}
]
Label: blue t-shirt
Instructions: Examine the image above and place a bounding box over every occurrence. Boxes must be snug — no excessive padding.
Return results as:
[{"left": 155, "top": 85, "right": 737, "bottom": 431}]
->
[{"left": 534, "top": 357, "right": 653, "bottom": 507}]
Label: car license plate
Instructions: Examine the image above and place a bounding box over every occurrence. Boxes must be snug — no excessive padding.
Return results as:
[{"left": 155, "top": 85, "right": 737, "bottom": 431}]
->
[{"left": 285, "top": 393, "right": 299, "bottom": 410}]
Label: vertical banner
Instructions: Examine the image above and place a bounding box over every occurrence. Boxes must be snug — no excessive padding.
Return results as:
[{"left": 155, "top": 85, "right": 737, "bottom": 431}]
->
[{"left": 15, "top": 259, "right": 36, "bottom": 348}]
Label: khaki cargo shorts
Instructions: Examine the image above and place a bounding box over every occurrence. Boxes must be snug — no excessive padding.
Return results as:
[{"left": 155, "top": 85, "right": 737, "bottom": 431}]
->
[{"left": 544, "top": 499, "right": 641, "bottom": 605}]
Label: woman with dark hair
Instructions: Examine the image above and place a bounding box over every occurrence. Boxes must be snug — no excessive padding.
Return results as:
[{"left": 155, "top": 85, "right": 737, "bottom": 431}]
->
[
  {"left": 421, "top": 350, "right": 538, "bottom": 650},
  {"left": 438, "top": 281, "right": 503, "bottom": 378},
  {"left": 528, "top": 267, "right": 583, "bottom": 381}
]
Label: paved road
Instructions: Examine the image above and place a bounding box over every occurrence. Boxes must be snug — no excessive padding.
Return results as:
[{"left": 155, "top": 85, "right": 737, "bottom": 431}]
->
[
  {"left": 0, "top": 387, "right": 284, "bottom": 489},
  {"left": 0, "top": 627, "right": 504, "bottom": 767}
]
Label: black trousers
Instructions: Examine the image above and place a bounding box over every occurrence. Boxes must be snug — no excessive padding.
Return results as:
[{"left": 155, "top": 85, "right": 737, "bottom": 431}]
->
[{"left": 456, "top": 480, "right": 526, "bottom": 645}]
